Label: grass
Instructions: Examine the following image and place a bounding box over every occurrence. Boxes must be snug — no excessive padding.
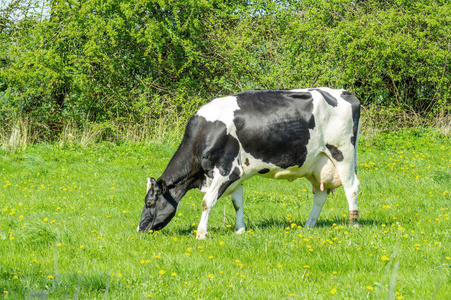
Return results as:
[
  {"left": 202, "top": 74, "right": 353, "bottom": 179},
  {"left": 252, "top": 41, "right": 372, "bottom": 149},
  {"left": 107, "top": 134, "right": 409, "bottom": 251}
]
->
[{"left": 0, "top": 128, "right": 450, "bottom": 299}]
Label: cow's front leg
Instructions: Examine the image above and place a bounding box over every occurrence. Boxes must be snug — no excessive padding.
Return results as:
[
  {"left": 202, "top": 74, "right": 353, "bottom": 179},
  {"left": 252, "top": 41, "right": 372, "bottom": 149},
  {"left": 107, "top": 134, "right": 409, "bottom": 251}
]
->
[
  {"left": 231, "top": 184, "right": 245, "bottom": 234},
  {"left": 197, "top": 191, "right": 217, "bottom": 240},
  {"left": 305, "top": 188, "right": 328, "bottom": 228},
  {"left": 196, "top": 170, "right": 233, "bottom": 240}
]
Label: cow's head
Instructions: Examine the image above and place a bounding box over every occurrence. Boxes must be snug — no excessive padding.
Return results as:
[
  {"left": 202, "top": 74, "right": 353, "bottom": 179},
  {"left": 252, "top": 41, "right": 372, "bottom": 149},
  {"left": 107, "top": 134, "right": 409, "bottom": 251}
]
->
[{"left": 137, "top": 177, "right": 177, "bottom": 233}]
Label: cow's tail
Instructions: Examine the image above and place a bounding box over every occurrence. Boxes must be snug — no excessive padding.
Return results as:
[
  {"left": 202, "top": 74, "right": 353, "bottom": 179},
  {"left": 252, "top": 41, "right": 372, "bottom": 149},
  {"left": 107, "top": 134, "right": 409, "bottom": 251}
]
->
[{"left": 354, "top": 118, "right": 361, "bottom": 174}]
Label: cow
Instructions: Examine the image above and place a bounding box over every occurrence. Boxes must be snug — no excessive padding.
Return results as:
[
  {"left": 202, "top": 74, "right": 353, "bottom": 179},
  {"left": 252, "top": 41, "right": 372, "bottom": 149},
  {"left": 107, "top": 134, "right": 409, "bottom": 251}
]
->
[{"left": 137, "top": 88, "right": 361, "bottom": 239}]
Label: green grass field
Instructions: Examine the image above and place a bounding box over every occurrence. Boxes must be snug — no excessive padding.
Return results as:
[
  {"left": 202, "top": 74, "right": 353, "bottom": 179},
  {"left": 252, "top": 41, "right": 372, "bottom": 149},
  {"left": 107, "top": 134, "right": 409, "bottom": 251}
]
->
[{"left": 1, "top": 129, "right": 450, "bottom": 299}]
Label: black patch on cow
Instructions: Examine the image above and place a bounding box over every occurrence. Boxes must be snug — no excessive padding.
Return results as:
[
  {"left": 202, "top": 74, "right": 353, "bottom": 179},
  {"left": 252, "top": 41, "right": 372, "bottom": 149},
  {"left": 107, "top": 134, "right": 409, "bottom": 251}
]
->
[
  {"left": 244, "top": 158, "right": 250, "bottom": 166},
  {"left": 340, "top": 91, "right": 361, "bottom": 146},
  {"left": 233, "top": 90, "right": 315, "bottom": 169},
  {"left": 309, "top": 88, "right": 338, "bottom": 107},
  {"left": 326, "top": 144, "right": 344, "bottom": 162},
  {"left": 178, "top": 115, "right": 240, "bottom": 178},
  {"left": 258, "top": 168, "right": 270, "bottom": 174}
]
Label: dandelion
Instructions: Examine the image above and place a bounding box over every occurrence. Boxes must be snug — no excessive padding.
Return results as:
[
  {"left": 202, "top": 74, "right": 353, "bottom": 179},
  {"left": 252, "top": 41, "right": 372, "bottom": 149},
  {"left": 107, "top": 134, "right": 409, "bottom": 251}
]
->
[
  {"left": 366, "top": 286, "right": 374, "bottom": 291},
  {"left": 57, "top": 243, "right": 62, "bottom": 247},
  {"left": 117, "top": 273, "right": 122, "bottom": 278},
  {"left": 330, "top": 288, "right": 337, "bottom": 295},
  {"left": 381, "top": 255, "right": 390, "bottom": 261},
  {"left": 289, "top": 293, "right": 296, "bottom": 297},
  {"left": 80, "top": 245, "right": 84, "bottom": 249},
  {"left": 146, "top": 295, "right": 153, "bottom": 298},
  {"left": 47, "top": 275, "right": 54, "bottom": 280},
  {"left": 171, "top": 272, "right": 177, "bottom": 277},
  {"left": 208, "top": 256, "right": 214, "bottom": 259},
  {"left": 43, "top": 217, "right": 48, "bottom": 222},
  {"left": 219, "top": 241, "right": 225, "bottom": 246},
  {"left": 207, "top": 274, "right": 214, "bottom": 279},
  {"left": 159, "top": 270, "right": 165, "bottom": 275}
]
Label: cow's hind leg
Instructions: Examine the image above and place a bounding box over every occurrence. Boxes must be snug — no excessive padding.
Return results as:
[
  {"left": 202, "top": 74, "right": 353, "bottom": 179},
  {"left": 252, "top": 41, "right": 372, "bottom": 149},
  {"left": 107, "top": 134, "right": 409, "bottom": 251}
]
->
[
  {"left": 334, "top": 162, "right": 360, "bottom": 227},
  {"left": 231, "top": 184, "right": 245, "bottom": 234},
  {"left": 305, "top": 188, "right": 328, "bottom": 228},
  {"left": 196, "top": 167, "right": 241, "bottom": 239}
]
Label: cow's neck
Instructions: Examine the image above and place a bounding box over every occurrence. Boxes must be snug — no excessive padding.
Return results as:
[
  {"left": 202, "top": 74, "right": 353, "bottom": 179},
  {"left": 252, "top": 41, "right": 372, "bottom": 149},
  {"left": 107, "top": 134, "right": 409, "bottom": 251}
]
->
[{"left": 159, "top": 144, "right": 202, "bottom": 204}]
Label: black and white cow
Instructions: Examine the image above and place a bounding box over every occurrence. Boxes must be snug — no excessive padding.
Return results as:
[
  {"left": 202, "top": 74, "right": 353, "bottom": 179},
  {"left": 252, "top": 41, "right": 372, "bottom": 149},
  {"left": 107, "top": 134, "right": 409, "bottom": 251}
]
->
[{"left": 137, "top": 88, "right": 361, "bottom": 239}]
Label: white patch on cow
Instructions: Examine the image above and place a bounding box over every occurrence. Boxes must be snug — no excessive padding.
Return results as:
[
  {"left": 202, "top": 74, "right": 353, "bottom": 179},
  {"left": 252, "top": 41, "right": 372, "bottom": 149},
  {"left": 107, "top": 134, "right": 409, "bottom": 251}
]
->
[{"left": 196, "top": 96, "right": 240, "bottom": 135}]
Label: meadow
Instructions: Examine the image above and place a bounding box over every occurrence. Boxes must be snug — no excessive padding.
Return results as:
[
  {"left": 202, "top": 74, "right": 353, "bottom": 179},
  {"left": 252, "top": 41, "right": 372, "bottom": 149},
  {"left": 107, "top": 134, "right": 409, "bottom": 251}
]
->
[{"left": 0, "top": 128, "right": 450, "bottom": 299}]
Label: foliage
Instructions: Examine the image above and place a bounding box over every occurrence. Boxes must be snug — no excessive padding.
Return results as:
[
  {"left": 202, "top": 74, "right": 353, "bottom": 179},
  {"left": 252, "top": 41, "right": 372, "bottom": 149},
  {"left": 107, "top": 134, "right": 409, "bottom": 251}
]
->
[
  {"left": 1, "top": 0, "right": 450, "bottom": 141},
  {"left": 1, "top": 129, "right": 450, "bottom": 298}
]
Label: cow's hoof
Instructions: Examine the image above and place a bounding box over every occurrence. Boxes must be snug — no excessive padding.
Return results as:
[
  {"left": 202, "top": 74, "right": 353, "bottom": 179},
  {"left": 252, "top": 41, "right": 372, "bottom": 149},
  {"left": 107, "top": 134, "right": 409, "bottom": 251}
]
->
[
  {"left": 350, "top": 221, "right": 361, "bottom": 229},
  {"left": 236, "top": 227, "right": 246, "bottom": 234},
  {"left": 304, "top": 218, "right": 317, "bottom": 228},
  {"left": 196, "top": 233, "right": 208, "bottom": 240}
]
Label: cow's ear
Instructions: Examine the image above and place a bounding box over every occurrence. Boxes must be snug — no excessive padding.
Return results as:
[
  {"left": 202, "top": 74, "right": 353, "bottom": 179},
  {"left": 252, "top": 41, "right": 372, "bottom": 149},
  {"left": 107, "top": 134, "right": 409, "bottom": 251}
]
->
[
  {"left": 147, "top": 177, "right": 156, "bottom": 193},
  {"left": 156, "top": 178, "right": 167, "bottom": 194}
]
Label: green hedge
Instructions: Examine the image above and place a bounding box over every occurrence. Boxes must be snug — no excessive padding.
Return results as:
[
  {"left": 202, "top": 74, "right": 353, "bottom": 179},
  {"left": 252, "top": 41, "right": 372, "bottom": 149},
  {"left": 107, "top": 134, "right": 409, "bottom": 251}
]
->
[{"left": 1, "top": 0, "right": 450, "bottom": 137}]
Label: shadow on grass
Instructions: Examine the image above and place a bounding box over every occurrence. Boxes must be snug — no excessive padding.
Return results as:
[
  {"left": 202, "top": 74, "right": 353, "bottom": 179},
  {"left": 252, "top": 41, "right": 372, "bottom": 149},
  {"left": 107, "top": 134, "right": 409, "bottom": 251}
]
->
[{"left": 138, "top": 215, "right": 395, "bottom": 237}]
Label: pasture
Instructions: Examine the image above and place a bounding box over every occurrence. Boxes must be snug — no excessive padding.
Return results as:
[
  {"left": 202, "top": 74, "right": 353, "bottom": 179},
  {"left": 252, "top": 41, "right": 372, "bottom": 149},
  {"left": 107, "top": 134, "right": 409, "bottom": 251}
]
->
[{"left": 1, "top": 129, "right": 450, "bottom": 299}]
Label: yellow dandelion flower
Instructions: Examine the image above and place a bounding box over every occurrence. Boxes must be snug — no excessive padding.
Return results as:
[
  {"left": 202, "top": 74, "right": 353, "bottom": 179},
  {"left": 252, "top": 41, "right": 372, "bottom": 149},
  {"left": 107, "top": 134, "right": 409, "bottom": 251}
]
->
[
  {"left": 381, "top": 255, "right": 390, "bottom": 261},
  {"left": 47, "top": 275, "right": 54, "bottom": 280},
  {"left": 207, "top": 274, "right": 214, "bottom": 279},
  {"left": 57, "top": 243, "right": 62, "bottom": 247},
  {"left": 208, "top": 256, "right": 214, "bottom": 259},
  {"left": 219, "top": 241, "right": 225, "bottom": 246},
  {"left": 159, "top": 270, "right": 165, "bottom": 275},
  {"left": 289, "top": 293, "right": 296, "bottom": 297},
  {"left": 171, "top": 272, "right": 177, "bottom": 277},
  {"left": 330, "top": 288, "right": 337, "bottom": 295},
  {"left": 366, "top": 286, "right": 374, "bottom": 291}
]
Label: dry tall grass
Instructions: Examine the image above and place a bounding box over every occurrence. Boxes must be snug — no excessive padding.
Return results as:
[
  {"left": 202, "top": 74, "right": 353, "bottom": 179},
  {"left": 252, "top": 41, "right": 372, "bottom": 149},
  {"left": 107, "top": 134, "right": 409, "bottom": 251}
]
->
[{"left": 1, "top": 105, "right": 450, "bottom": 153}]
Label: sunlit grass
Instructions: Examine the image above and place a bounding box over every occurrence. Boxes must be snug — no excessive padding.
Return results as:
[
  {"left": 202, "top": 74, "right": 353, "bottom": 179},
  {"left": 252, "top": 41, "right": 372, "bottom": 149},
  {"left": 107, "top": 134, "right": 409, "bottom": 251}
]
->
[{"left": 1, "top": 129, "right": 450, "bottom": 299}]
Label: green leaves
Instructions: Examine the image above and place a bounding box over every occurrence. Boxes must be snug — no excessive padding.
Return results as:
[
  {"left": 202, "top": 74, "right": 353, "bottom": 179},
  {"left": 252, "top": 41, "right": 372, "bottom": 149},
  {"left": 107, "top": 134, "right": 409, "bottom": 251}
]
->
[{"left": 0, "top": 0, "right": 450, "bottom": 140}]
